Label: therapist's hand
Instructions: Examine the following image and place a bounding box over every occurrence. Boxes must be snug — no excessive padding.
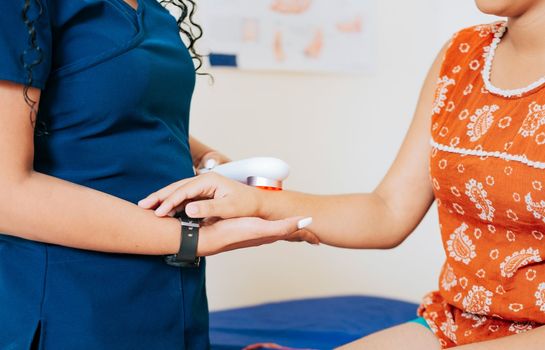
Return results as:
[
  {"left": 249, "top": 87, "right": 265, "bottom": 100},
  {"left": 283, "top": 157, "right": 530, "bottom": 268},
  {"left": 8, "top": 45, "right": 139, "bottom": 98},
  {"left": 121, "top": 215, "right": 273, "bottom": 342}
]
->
[
  {"left": 139, "top": 173, "right": 321, "bottom": 248},
  {"left": 138, "top": 172, "right": 263, "bottom": 219},
  {"left": 197, "top": 215, "right": 317, "bottom": 256},
  {"left": 196, "top": 150, "right": 231, "bottom": 172}
]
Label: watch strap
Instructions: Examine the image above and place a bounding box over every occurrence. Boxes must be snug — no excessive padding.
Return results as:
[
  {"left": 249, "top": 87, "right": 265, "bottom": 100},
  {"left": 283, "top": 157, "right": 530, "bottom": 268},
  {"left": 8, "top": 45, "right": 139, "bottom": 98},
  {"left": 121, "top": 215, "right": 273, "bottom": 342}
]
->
[{"left": 165, "top": 211, "right": 201, "bottom": 268}]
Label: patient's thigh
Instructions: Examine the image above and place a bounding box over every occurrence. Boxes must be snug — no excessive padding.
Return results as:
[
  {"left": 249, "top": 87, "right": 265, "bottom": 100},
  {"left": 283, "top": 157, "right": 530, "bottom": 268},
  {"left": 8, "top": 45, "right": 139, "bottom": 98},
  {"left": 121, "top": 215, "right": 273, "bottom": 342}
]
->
[{"left": 336, "top": 322, "right": 441, "bottom": 350}]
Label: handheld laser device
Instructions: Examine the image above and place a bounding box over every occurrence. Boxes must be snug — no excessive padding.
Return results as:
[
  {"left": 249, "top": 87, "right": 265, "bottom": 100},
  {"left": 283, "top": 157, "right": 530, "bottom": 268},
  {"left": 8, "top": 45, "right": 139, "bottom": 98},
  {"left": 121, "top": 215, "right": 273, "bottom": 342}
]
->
[{"left": 199, "top": 157, "right": 290, "bottom": 191}]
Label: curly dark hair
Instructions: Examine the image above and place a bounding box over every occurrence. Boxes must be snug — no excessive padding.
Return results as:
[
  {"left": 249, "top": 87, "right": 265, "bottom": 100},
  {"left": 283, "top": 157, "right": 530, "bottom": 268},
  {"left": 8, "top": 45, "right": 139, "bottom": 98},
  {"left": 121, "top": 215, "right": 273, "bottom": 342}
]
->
[
  {"left": 22, "top": 0, "right": 46, "bottom": 134},
  {"left": 22, "top": 0, "right": 207, "bottom": 136},
  {"left": 159, "top": 0, "right": 206, "bottom": 73}
]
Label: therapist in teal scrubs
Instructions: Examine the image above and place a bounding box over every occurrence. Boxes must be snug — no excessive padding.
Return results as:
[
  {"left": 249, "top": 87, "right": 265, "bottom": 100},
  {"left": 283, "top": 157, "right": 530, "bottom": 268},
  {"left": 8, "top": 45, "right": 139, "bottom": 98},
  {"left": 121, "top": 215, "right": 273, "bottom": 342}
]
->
[{"left": 0, "top": 0, "right": 314, "bottom": 349}]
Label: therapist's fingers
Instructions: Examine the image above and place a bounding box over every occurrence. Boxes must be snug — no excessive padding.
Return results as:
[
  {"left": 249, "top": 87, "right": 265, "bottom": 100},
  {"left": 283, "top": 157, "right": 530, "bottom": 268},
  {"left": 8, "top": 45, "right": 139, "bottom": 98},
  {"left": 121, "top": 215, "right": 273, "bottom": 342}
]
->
[
  {"left": 197, "top": 151, "right": 231, "bottom": 172},
  {"left": 154, "top": 172, "right": 250, "bottom": 217},
  {"left": 138, "top": 178, "right": 192, "bottom": 209},
  {"left": 153, "top": 176, "right": 221, "bottom": 216},
  {"left": 152, "top": 173, "right": 226, "bottom": 216},
  {"left": 185, "top": 198, "right": 236, "bottom": 219}
]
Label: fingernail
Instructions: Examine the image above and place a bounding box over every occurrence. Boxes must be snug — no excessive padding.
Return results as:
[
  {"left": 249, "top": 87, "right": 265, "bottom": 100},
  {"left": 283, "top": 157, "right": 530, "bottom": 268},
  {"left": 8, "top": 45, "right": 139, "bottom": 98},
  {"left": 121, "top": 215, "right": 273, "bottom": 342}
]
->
[
  {"left": 186, "top": 204, "right": 198, "bottom": 216},
  {"left": 155, "top": 207, "right": 167, "bottom": 216},
  {"left": 205, "top": 158, "right": 218, "bottom": 169},
  {"left": 297, "top": 217, "right": 313, "bottom": 229},
  {"left": 138, "top": 198, "right": 150, "bottom": 207}
]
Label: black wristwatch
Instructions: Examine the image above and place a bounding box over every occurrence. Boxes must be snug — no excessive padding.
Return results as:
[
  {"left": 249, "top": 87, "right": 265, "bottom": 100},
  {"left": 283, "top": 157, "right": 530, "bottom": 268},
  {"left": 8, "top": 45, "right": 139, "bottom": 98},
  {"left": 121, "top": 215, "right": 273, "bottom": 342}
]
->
[{"left": 164, "top": 210, "right": 201, "bottom": 268}]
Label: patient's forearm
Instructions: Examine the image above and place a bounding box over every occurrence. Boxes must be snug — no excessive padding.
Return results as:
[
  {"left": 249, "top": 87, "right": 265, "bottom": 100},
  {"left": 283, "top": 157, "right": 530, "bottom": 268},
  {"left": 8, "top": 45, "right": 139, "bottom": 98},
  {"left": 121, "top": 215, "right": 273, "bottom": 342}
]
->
[
  {"left": 259, "top": 191, "right": 408, "bottom": 249},
  {"left": 0, "top": 171, "right": 180, "bottom": 255}
]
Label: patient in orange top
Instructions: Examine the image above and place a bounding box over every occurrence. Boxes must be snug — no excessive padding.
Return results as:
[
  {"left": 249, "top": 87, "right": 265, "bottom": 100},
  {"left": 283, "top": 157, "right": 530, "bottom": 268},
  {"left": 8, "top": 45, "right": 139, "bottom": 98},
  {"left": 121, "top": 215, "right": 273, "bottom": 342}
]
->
[{"left": 141, "top": 0, "right": 545, "bottom": 348}]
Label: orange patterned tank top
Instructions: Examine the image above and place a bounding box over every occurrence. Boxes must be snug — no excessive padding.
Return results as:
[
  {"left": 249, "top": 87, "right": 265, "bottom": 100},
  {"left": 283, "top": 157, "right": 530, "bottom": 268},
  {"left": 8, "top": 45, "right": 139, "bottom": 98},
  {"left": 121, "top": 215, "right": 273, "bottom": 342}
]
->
[{"left": 418, "top": 22, "right": 545, "bottom": 348}]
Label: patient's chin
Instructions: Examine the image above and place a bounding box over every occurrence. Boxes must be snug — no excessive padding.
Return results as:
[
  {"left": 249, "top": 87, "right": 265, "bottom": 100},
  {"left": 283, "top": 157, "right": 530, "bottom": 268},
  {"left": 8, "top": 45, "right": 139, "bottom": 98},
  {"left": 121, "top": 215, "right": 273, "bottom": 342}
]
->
[{"left": 474, "top": 0, "right": 536, "bottom": 17}]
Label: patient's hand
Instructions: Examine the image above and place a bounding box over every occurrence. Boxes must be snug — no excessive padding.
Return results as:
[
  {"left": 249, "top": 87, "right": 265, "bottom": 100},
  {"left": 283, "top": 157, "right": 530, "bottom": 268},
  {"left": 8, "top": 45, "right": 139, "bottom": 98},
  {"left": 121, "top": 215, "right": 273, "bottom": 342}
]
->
[{"left": 197, "top": 216, "right": 318, "bottom": 256}]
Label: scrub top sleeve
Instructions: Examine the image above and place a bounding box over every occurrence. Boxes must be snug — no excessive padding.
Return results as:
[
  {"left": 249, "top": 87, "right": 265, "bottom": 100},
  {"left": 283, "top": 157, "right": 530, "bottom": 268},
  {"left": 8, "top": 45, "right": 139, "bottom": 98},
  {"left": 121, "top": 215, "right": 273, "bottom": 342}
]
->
[{"left": 0, "top": 0, "right": 52, "bottom": 89}]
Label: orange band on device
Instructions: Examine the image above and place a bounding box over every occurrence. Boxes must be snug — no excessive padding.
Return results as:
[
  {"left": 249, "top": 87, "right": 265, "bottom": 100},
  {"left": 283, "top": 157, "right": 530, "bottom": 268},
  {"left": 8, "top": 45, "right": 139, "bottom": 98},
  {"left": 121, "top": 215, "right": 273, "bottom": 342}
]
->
[
  {"left": 256, "top": 186, "right": 283, "bottom": 191},
  {"left": 247, "top": 176, "right": 283, "bottom": 191}
]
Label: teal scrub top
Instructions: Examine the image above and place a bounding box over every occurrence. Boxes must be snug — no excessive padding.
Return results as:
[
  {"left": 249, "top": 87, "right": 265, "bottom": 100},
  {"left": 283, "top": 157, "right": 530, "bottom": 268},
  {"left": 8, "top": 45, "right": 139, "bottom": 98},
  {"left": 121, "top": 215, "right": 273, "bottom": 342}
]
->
[{"left": 0, "top": 0, "right": 209, "bottom": 348}]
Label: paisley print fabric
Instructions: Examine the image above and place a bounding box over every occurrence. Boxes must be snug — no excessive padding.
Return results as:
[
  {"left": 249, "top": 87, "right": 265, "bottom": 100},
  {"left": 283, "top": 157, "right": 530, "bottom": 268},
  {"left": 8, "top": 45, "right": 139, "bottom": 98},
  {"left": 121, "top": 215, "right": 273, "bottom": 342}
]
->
[{"left": 418, "top": 22, "right": 545, "bottom": 348}]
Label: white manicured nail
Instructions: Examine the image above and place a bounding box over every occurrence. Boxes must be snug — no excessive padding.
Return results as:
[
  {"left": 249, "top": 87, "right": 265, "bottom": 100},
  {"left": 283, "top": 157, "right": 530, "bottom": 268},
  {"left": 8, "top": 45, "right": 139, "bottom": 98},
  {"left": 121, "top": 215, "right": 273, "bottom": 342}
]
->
[
  {"left": 297, "top": 217, "right": 313, "bottom": 229},
  {"left": 205, "top": 158, "right": 218, "bottom": 169}
]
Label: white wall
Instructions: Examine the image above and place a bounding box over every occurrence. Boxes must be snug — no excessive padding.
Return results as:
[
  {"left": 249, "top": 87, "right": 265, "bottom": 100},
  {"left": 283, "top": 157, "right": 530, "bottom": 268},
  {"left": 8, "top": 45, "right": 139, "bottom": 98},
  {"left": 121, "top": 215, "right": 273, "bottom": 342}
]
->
[{"left": 191, "top": 1, "right": 498, "bottom": 311}]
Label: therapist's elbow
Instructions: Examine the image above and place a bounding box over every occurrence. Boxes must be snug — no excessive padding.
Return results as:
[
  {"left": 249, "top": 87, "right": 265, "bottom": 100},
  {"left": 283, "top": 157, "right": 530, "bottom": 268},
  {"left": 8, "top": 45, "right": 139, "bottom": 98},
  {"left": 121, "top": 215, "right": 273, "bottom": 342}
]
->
[{"left": 0, "top": 171, "right": 33, "bottom": 222}]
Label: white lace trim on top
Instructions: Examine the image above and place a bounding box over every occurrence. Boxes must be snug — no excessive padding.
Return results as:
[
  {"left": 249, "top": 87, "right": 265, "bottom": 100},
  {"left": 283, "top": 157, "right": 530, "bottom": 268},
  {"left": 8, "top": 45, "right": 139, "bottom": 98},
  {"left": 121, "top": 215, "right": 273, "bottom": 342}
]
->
[
  {"left": 482, "top": 22, "right": 545, "bottom": 98},
  {"left": 430, "top": 139, "right": 545, "bottom": 170}
]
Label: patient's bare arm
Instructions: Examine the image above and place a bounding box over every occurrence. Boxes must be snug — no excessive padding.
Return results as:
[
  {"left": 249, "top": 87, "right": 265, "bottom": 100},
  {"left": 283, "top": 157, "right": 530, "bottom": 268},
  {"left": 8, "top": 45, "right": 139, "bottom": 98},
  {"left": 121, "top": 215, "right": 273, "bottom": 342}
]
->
[{"left": 253, "top": 43, "right": 446, "bottom": 249}]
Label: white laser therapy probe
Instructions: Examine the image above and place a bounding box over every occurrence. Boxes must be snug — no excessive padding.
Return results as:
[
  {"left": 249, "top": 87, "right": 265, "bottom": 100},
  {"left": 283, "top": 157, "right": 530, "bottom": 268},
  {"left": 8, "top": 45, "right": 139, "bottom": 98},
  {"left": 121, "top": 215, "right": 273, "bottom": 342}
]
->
[{"left": 199, "top": 157, "right": 290, "bottom": 191}]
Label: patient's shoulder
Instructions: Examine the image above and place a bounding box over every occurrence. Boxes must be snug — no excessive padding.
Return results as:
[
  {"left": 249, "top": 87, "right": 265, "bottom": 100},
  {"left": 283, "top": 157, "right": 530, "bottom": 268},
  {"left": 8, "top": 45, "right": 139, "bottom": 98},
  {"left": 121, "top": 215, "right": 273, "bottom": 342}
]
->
[
  {"left": 437, "top": 21, "right": 505, "bottom": 75},
  {"left": 448, "top": 21, "right": 505, "bottom": 49}
]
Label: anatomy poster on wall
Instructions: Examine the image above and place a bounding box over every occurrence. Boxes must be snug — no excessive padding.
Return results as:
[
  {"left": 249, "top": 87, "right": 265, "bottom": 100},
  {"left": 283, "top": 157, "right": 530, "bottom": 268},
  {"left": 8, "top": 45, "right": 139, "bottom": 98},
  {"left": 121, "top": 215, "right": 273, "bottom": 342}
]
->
[{"left": 198, "top": 0, "right": 376, "bottom": 73}]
